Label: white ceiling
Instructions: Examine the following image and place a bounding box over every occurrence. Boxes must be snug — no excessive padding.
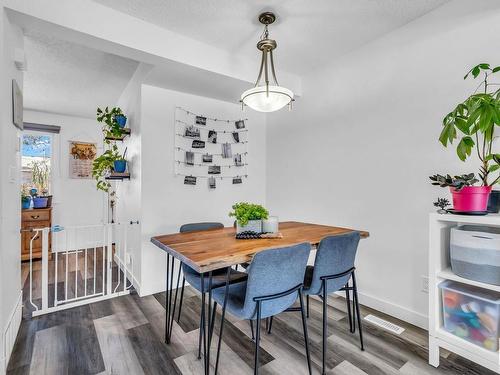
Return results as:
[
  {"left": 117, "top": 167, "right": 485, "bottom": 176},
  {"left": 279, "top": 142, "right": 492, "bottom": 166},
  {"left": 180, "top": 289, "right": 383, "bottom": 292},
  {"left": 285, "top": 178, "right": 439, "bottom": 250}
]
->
[
  {"left": 91, "top": 0, "right": 450, "bottom": 75},
  {"left": 23, "top": 31, "right": 139, "bottom": 119}
]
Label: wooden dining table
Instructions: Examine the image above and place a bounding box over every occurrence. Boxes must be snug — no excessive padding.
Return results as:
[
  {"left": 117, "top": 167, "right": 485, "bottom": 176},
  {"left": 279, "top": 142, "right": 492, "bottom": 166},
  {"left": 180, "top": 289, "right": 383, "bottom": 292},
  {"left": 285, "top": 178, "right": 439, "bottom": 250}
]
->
[{"left": 151, "top": 221, "right": 369, "bottom": 375}]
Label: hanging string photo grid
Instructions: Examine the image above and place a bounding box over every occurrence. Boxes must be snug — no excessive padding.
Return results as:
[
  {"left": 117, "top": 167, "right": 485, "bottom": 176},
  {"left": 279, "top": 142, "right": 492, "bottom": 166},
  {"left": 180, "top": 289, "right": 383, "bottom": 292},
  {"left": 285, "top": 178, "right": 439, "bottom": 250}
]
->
[{"left": 174, "top": 107, "right": 249, "bottom": 188}]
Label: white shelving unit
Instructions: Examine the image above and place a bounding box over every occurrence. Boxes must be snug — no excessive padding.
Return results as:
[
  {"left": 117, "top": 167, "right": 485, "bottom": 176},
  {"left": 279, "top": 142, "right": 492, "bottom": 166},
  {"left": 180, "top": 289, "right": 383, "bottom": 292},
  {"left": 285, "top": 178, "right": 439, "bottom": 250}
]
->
[{"left": 429, "top": 213, "right": 500, "bottom": 373}]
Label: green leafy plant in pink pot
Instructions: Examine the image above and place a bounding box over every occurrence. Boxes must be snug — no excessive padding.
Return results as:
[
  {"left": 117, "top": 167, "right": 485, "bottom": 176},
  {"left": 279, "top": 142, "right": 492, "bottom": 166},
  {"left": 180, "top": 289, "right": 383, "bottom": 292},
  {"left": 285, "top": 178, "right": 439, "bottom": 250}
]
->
[{"left": 438, "top": 63, "right": 500, "bottom": 212}]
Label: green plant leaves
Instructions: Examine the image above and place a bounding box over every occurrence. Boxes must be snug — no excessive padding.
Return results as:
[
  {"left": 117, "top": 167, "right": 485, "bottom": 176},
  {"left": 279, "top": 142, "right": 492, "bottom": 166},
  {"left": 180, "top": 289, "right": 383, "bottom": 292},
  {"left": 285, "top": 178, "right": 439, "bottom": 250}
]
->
[
  {"left": 229, "top": 202, "right": 269, "bottom": 227},
  {"left": 456, "top": 136, "right": 474, "bottom": 161}
]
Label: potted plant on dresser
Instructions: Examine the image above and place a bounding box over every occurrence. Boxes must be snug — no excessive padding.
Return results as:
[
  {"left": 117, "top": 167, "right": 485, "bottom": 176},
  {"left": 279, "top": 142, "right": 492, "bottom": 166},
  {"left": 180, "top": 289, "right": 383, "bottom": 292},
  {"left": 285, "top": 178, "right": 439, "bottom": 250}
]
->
[
  {"left": 433, "top": 63, "right": 500, "bottom": 213},
  {"left": 229, "top": 202, "right": 269, "bottom": 233},
  {"left": 30, "top": 159, "right": 51, "bottom": 208},
  {"left": 21, "top": 184, "right": 31, "bottom": 209}
]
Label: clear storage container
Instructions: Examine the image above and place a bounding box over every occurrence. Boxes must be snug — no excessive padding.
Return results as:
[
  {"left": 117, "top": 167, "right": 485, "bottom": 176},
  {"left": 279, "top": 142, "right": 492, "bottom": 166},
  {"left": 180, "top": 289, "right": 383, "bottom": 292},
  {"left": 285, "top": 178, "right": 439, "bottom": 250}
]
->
[
  {"left": 450, "top": 225, "right": 500, "bottom": 286},
  {"left": 440, "top": 280, "right": 500, "bottom": 352}
]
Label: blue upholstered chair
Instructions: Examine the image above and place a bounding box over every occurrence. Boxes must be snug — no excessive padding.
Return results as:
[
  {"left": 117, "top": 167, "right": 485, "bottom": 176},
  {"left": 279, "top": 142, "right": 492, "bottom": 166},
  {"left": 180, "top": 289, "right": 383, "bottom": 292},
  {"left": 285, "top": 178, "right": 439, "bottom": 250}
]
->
[
  {"left": 303, "top": 232, "right": 364, "bottom": 375},
  {"left": 211, "top": 243, "right": 312, "bottom": 375},
  {"left": 176, "top": 223, "right": 247, "bottom": 359}
]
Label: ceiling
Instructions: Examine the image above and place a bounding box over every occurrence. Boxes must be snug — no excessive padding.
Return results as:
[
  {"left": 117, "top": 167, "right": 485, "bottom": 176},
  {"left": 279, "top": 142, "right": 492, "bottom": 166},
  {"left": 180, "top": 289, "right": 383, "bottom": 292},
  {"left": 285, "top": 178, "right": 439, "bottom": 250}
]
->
[
  {"left": 91, "top": 0, "right": 450, "bottom": 75},
  {"left": 23, "top": 30, "right": 139, "bottom": 119}
]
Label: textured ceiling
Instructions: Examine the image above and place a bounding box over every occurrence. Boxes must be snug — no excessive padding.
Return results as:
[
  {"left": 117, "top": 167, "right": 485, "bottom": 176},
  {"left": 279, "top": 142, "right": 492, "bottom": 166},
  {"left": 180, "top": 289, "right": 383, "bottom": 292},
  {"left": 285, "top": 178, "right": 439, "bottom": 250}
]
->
[
  {"left": 23, "top": 31, "right": 139, "bottom": 119},
  {"left": 91, "top": 0, "right": 450, "bottom": 75}
]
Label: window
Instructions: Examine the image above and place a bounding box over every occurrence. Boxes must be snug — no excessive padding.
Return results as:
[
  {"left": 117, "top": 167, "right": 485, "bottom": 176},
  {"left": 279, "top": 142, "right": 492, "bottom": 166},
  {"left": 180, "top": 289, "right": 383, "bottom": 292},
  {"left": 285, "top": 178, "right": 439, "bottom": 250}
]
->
[{"left": 21, "top": 133, "right": 52, "bottom": 195}]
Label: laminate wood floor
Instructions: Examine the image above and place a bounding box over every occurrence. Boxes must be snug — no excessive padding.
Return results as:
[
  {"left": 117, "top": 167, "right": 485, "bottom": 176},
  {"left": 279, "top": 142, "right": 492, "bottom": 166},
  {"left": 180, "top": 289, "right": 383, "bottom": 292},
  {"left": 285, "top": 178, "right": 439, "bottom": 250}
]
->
[{"left": 7, "top": 265, "right": 496, "bottom": 375}]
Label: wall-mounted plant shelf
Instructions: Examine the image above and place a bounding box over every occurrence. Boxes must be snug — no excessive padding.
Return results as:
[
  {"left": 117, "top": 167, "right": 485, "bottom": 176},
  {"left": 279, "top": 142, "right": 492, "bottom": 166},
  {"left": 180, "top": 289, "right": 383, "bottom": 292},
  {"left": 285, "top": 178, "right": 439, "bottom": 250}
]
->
[
  {"left": 106, "top": 172, "right": 130, "bottom": 180},
  {"left": 105, "top": 128, "right": 131, "bottom": 141}
]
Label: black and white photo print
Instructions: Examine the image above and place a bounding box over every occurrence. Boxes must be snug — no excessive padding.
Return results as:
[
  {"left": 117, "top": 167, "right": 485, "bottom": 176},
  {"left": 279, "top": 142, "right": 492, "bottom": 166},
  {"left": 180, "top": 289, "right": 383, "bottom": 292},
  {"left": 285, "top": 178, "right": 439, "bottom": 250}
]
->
[
  {"left": 232, "top": 132, "right": 240, "bottom": 143},
  {"left": 192, "top": 140, "right": 205, "bottom": 148},
  {"left": 208, "top": 165, "right": 221, "bottom": 174},
  {"left": 222, "top": 143, "right": 232, "bottom": 158},
  {"left": 195, "top": 116, "right": 207, "bottom": 125},
  {"left": 184, "top": 125, "right": 200, "bottom": 139},
  {"left": 208, "top": 176, "right": 216, "bottom": 189},
  {"left": 184, "top": 175, "right": 197, "bottom": 185},
  {"left": 232, "top": 177, "right": 242, "bottom": 184},
  {"left": 185, "top": 151, "right": 195, "bottom": 165},
  {"left": 234, "top": 153, "right": 243, "bottom": 166},
  {"left": 208, "top": 130, "right": 217, "bottom": 144},
  {"left": 202, "top": 153, "right": 213, "bottom": 163},
  {"left": 235, "top": 120, "right": 245, "bottom": 129}
]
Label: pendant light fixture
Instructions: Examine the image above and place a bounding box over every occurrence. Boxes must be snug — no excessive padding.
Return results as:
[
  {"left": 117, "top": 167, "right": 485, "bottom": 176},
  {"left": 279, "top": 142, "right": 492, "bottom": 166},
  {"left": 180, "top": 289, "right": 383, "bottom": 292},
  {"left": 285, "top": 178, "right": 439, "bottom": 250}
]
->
[{"left": 240, "top": 12, "right": 294, "bottom": 112}]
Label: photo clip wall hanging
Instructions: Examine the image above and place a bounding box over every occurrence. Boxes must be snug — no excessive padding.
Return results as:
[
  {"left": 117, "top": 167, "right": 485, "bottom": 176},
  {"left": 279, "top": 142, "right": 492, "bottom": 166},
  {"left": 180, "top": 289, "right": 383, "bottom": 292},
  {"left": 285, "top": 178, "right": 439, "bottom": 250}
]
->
[{"left": 174, "top": 107, "right": 249, "bottom": 189}]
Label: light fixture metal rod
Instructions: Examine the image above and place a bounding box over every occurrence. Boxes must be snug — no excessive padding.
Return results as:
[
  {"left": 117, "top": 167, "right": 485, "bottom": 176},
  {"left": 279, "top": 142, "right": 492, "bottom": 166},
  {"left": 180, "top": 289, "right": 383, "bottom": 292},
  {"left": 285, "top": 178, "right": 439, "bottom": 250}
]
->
[
  {"left": 269, "top": 50, "right": 279, "bottom": 86},
  {"left": 254, "top": 50, "right": 266, "bottom": 87},
  {"left": 264, "top": 50, "right": 269, "bottom": 96}
]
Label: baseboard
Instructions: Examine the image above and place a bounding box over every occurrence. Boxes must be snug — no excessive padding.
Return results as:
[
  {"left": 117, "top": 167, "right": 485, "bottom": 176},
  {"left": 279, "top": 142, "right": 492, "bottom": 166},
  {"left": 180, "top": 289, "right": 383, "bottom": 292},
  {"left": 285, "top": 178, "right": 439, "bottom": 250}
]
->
[
  {"left": 355, "top": 290, "right": 428, "bottom": 330},
  {"left": 2, "top": 291, "right": 22, "bottom": 374},
  {"left": 113, "top": 254, "right": 141, "bottom": 295}
]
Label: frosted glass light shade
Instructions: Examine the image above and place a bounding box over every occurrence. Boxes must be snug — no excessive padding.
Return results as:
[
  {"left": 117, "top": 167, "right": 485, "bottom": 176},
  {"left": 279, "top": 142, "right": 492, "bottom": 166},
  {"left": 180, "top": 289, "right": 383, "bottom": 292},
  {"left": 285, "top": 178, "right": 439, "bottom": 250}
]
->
[{"left": 241, "top": 85, "right": 293, "bottom": 112}]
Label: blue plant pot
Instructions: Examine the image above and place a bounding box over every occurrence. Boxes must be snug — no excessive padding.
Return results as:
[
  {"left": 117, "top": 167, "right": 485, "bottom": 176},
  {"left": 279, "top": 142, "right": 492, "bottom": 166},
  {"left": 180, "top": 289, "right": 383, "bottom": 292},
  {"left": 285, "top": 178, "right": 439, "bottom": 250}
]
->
[
  {"left": 33, "top": 197, "right": 48, "bottom": 209},
  {"left": 21, "top": 197, "right": 31, "bottom": 209},
  {"left": 114, "top": 160, "right": 127, "bottom": 173},
  {"left": 115, "top": 115, "right": 127, "bottom": 128},
  {"left": 30, "top": 188, "right": 38, "bottom": 196}
]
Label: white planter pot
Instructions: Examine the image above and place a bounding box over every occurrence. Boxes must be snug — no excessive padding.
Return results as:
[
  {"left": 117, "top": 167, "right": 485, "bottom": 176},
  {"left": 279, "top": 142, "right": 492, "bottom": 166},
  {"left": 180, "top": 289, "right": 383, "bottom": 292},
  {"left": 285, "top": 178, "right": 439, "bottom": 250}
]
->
[
  {"left": 262, "top": 216, "right": 279, "bottom": 233},
  {"left": 236, "top": 220, "right": 262, "bottom": 233}
]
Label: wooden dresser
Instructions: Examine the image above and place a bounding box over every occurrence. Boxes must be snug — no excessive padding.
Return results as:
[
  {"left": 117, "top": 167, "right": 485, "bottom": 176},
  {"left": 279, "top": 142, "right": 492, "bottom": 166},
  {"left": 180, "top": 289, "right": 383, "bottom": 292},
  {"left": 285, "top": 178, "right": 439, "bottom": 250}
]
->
[{"left": 21, "top": 208, "right": 52, "bottom": 261}]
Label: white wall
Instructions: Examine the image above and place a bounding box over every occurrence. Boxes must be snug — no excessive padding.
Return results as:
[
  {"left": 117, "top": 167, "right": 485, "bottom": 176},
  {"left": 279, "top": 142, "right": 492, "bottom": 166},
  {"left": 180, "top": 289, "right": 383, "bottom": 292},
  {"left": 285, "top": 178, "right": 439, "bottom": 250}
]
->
[
  {"left": 139, "top": 85, "right": 267, "bottom": 295},
  {"left": 22, "top": 110, "right": 106, "bottom": 227},
  {"left": 0, "top": 6, "right": 23, "bottom": 373},
  {"left": 266, "top": 0, "right": 500, "bottom": 328}
]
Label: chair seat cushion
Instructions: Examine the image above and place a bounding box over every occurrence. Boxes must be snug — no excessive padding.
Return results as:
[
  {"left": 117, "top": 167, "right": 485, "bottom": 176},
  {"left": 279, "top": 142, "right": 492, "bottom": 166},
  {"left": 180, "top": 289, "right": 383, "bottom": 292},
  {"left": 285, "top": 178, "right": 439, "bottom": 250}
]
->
[
  {"left": 212, "top": 281, "right": 248, "bottom": 318},
  {"left": 182, "top": 263, "right": 247, "bottom": 292}
]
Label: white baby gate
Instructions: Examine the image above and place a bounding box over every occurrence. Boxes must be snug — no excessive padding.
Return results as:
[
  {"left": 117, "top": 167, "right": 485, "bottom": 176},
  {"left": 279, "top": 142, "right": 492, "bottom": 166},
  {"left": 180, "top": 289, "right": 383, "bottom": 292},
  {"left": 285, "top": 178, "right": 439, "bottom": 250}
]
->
[{"left": 25, "top": 222, "right": 136, "bottom": 317}]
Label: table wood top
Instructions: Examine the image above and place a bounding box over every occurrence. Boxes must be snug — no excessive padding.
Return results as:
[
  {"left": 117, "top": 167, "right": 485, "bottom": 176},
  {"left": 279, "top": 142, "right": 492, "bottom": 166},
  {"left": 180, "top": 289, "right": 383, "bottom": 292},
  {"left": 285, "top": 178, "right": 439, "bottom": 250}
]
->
[{"left": 151, "top": 221, "right": 369, "bottom": 273}]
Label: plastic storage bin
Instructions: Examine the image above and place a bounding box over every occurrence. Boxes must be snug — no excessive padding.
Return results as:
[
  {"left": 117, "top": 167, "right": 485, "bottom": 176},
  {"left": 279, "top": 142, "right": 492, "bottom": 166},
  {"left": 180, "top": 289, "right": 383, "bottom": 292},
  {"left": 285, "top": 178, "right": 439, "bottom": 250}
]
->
[
  {"left": 440, "top": 280, "right": 500, "bottom": 352},
  {"left": 450, "top": 225, "right": 500, "bottom": 286}
]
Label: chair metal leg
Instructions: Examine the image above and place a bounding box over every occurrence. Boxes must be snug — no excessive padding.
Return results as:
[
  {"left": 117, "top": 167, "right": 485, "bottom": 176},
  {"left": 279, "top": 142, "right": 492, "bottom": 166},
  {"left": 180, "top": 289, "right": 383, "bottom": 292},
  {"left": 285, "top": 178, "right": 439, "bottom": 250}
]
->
[
  {"left": 215, "top": 268, "right": 231, "bottom": 375},
  {"left": 267, "top": 316, "right": 273, "bottom": 334},
  {"left": 306, "top": 295, "right": 310, "bottom": 318},
  {"left": 177, "top": 276, "right": 186, "bottom": 323},
  {"left": 198, "top": 292, "right": 205, "bottom": 360},
  {"left": 249, "top": 319, "right": 255, "bottom": 340},
  {"left": 254, "top": 302, "right": 262, "bottom": 375},
  {"left": 210, "top": 302, "right": 217, "bottom": 339},
  {"left": 322, "top": 280, "right": 327, "bottom": 375},
  {"left": 345, "top": 283, "right": 354, "bottom": 333},
  {"left": 352, "top": 272, "right": 365, "bottom": 351},
  {"left": 298, "top": 291, "right": 312, "bottom": 375}
]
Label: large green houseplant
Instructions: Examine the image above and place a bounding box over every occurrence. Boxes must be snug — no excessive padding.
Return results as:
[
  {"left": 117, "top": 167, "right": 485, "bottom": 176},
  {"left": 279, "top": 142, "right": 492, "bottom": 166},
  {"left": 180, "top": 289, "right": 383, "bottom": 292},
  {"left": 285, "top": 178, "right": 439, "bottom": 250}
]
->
[{"left": 437, "top": 63, "right": 500, "bottom": 211}]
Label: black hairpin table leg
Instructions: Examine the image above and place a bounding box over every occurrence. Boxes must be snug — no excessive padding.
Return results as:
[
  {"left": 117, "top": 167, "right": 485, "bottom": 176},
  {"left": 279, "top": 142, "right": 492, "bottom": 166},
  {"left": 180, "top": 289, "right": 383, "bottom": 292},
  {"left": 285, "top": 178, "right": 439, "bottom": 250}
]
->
[{"left": 165, "top": 255, "right": 182, "bottom": 344}]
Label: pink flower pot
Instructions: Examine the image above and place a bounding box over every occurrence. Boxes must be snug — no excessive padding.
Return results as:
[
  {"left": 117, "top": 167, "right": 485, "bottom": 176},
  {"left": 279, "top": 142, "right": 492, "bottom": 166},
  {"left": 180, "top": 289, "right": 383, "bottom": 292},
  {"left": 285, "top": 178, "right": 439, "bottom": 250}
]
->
[{"left": 450, "top": 186, "right": 492, "bottom": 212}]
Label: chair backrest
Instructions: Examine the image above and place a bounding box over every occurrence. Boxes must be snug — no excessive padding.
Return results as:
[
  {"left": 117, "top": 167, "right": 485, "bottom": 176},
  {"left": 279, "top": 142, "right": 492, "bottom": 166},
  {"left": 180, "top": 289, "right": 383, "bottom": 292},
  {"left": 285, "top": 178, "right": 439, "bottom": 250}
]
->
[
  {"left": 179, "top": 222, "right": 224, "bottom": 233},
  {"left": 242, "top": 242, "right": 311, "bottom": 319},
  {"left": 308, "top": 232, "right": 360, "bottom": 295}
]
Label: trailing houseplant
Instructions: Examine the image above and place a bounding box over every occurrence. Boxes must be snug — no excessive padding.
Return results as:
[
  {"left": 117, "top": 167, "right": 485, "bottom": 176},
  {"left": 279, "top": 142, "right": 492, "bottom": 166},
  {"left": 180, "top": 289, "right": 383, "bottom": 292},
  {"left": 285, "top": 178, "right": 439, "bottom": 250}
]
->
[
  {"left": 92, "top": 144, "right": 121, "bottom": 192},
  {"left": 97, "top": 106, "right": 127, "bottom": 142},
  {"left": 113, "top": 147, "right": 128, "bottom": 173},
  {"left": 437, "top": 63, "right": 500, "bottom": 211},
  {"left": 229, "top": 202, "right": 269, "bottom": 233}
]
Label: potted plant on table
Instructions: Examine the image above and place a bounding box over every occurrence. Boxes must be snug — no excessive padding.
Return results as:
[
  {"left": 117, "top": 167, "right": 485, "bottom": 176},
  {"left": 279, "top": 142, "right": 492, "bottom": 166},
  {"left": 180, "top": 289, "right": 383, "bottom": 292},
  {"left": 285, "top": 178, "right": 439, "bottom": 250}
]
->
[
  {"left": 435, "top": 63, "right": 500, "bottom": 212},
  {"left": 229, "top": 202, "right": 269, "bottom": 233}
]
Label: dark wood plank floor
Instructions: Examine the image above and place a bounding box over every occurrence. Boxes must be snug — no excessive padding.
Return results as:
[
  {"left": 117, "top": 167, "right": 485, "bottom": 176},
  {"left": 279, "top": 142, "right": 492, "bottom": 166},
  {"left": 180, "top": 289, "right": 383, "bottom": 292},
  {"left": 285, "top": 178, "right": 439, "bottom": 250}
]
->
[{"left": 7, "top": 263, "right": 496, "bottom": 374}]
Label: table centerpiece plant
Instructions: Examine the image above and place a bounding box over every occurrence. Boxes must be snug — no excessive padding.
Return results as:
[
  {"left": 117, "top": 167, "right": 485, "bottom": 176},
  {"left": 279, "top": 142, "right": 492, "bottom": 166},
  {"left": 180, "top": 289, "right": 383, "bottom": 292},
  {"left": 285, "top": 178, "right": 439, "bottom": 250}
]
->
[
  {"left": 229, "top": 202, "right": 269, "bottom": 233},
  {"left": 434, "top": 63, "right": 500, "bottom": 212}
]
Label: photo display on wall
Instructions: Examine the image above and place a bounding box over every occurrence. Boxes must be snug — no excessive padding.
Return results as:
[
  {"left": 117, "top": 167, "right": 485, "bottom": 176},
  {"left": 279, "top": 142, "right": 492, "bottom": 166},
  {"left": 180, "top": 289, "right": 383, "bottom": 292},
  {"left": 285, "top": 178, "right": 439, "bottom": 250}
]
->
[{"left": 174, "top": 107, "right": 249, "bottom": 189}]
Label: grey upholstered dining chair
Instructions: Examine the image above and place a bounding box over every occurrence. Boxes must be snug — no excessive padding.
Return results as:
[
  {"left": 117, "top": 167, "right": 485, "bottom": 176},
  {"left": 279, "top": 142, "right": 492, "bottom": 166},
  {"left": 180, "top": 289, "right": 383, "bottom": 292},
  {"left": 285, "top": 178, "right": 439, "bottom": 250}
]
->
[
  {"left": 303, "top": 231, "right": 364, "bottom": 375},
  {"left": 175, "top": 222, "right": 247, "bottom": 359},
  {"left": 211, "top": 243, "right": 312, "bottom": 375}
]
